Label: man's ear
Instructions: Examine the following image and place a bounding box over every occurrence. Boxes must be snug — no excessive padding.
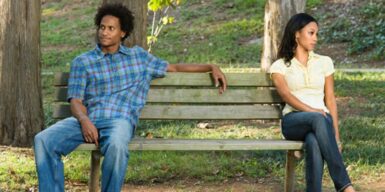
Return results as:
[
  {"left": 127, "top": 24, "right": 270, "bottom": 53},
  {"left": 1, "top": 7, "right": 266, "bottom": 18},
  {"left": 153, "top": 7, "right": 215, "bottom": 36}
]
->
[{"left": 121, "top": 32, "right": 126, "bottom": 38}]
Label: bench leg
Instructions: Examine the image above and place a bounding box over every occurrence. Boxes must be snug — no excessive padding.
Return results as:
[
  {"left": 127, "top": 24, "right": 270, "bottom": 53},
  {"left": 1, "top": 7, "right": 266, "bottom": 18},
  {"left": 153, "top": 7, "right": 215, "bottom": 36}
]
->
[
  {"left": 285, "top": 150, "right": 297, "bottom": 192},
  {"left": 89, "top": 150, "right": 101, "bottom": 192}
]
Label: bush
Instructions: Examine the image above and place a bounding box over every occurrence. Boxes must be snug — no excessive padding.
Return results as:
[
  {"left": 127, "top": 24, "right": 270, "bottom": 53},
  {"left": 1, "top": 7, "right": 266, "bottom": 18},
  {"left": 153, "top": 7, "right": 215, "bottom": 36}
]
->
[{"left": 318, "top": 2, "right": 385, "bottom": 60}]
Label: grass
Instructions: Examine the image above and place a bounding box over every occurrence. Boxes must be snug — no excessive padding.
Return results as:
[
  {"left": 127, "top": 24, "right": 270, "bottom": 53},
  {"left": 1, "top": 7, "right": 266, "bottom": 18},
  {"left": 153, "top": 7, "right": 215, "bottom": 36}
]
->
[
  {"left": 315, "top": 0, "right": 385, "bottom": 61},
  {"left": 1, "top": 0, "right": 384, "bottom": 191}
]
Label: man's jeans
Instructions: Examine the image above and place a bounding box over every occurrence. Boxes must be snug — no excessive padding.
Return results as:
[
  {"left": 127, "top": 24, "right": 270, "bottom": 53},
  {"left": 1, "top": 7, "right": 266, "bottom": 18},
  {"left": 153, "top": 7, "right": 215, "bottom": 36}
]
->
[
  {"left": 34, "top": 117, "right": 134, "bottom": 192},
  {"left": 282, "top": 112, "right": 351, "bottom": 192}
]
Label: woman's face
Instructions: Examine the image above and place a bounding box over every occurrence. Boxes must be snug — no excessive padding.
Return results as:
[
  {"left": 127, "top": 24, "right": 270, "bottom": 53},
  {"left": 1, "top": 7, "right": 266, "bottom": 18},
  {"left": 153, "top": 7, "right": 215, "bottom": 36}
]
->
[{"left": 295, "top": 21, "right": 318, "bottom": 52}]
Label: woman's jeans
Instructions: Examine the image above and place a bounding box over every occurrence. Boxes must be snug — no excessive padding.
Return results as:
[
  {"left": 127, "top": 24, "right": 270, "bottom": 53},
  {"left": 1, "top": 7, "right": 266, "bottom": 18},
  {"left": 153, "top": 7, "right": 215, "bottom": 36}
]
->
[
  {"left": 34, "top": 117, "right": 134, "bottom": 192},
  {"left": 282, "top": 112, "right": 351, "bottom": 192}
]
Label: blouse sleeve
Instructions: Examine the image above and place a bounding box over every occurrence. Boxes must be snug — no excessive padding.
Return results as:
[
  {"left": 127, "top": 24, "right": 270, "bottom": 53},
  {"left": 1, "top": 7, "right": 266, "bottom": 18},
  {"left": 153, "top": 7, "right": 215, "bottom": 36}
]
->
[
  {"left": 323, "top": 56, "right": 335, "bottom": 77},
  {"left": 269, "top": 59, "right": 287, "bottom": 77}
]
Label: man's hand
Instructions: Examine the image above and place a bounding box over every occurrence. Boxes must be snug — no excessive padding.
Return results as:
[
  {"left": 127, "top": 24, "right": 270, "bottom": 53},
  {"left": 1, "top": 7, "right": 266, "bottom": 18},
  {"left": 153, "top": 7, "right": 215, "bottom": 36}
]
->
[
  {"left": 166, "top": 64, "right": 227, "bottom": 93},
  {"left": 79, "top": 118, "right": 99, "bottom": 146},
  {"left": 210, "top": 65, "right": 227, "bottom": 94}
]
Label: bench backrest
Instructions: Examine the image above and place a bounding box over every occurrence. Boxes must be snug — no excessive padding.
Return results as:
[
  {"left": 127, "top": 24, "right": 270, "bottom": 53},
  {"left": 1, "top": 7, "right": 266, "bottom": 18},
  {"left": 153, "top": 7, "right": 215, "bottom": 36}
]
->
[{"left": 53, "top": 72, "right": 283, "bottom": 120}]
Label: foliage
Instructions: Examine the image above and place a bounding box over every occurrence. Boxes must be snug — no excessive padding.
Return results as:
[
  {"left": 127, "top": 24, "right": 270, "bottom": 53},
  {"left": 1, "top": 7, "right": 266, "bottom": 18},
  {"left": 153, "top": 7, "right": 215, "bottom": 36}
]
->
[
  {"left": 318, "top": 1, "right": 385, "bottom": 60},
  {"left": 306, "top": 0, "right": 323, "bottom": 9},
  {"left": 147, "top": 0, "right": 181, "bottom": 52},
  {"left": 348, "top": 4, "right": 385, "bottom": 59}
]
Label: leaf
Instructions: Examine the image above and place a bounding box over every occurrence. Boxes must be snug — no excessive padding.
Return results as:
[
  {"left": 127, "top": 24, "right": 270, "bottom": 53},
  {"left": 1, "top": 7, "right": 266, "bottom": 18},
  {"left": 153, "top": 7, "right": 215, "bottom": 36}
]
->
[
  {"left": 148, "top": 0, "right": 163, "bottom": 12},
  {"left": 147, "top": 36, "right": 158, "bottom": 44},
  {"left": 168, "top": 17, "right": 175, "bottom": 24},
  {"left": 161, "top": 16, "right": 169, "bottom": 25}
]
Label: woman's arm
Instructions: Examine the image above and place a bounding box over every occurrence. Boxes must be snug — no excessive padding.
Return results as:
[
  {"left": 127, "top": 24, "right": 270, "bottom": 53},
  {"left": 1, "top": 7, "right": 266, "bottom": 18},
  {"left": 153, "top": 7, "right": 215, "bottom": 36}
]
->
[
  {"left": 324, "top": 75, "right": 340, "bottom": 144},
  {"left": 271, "top": 73, "right": 326, "bottom": 115}
]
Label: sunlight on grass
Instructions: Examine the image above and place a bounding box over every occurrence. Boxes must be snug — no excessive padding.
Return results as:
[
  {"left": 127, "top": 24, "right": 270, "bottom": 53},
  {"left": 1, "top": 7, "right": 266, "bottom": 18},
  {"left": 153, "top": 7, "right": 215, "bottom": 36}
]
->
[
  {"left": 0, "top": 147, "right": 37, "bottom": 190},
  {"left": 42, "top": 8, "right": 57, "bottom": 16}
]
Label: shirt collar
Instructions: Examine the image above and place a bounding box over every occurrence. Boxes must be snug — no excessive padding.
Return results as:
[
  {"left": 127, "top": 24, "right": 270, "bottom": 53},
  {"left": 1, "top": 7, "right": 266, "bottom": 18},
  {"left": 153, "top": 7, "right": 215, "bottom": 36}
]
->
[
  {"left": 94, "top": 44, "right": 130, "bottom": 58},
  {"left": 308, "top": 51, "right": 317, "bottom": 60},
  {"left": 290, "top": 51, "right": 319, "bottom": 66}
]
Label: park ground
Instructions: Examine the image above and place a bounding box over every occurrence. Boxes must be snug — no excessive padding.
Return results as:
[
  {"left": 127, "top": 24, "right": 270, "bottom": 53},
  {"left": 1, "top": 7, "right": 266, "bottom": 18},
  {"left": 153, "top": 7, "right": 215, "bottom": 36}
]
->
[{"left": 1, "top": 0, "right": 384, "bottom": 191}]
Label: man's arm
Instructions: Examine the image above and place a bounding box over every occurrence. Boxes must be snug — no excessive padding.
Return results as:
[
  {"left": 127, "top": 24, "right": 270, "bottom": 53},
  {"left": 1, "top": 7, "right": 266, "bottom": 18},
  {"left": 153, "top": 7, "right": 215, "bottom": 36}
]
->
[
  {"left": 70, "top": 98, "right": 99, "bottom": 146},
  {"left": 167, "top": 64, "right": 227, "bottom": 94}
]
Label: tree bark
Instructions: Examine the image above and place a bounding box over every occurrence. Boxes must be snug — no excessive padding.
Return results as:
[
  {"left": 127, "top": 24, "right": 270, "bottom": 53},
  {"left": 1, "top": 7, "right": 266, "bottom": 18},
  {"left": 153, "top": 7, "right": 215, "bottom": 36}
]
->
[
  {"left": 0, "top": 0, "right": 44, "bottom": 147},
  {"left": 102, "top": 0, "right": 148, "bottom": 48},
  {"left": 261, "top": 0, "right": 306, "bottom": 71}
]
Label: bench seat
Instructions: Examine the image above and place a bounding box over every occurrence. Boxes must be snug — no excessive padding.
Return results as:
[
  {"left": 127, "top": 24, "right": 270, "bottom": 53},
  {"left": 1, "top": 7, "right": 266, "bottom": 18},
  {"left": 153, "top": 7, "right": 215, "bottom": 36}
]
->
[{"left": 75, "top": 139, "right": 303, "bottom": 151}]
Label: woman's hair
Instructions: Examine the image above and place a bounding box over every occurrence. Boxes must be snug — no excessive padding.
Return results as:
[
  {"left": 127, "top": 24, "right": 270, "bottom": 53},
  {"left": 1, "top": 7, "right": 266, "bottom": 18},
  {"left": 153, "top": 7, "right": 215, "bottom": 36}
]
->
[
  {"left": 94, "top": 3, "right": 134, "bottom": 41},
  {"left": 278, "top": 13, "right": 318, "bottom": 64}
]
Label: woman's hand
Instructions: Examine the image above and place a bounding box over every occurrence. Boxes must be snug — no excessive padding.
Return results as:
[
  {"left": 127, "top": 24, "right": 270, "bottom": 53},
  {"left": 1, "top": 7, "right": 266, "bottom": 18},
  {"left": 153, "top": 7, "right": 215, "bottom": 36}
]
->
[{"left": 308, "top": 107, "right": 327, "bottom": 117}]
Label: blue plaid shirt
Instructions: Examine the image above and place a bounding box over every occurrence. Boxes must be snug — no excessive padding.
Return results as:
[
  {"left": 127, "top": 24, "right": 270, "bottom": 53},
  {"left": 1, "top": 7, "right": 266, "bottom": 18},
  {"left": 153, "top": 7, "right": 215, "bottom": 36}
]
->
[{"left": 67, "top": 44, "right": 168, "bottom": 125}]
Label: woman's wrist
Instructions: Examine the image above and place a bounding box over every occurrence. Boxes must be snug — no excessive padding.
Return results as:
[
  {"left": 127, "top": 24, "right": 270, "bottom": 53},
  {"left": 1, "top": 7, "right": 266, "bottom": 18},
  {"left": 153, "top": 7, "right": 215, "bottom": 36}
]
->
[{"left": 337, "top": 140, "right": 342, "bottom": 147}]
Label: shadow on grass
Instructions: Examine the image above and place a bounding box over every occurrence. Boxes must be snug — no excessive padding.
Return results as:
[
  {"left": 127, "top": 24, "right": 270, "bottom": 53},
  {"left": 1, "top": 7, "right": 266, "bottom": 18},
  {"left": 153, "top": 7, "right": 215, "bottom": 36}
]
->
[{"left": 341, "top": 117, "right": 385, "bottom": 164}]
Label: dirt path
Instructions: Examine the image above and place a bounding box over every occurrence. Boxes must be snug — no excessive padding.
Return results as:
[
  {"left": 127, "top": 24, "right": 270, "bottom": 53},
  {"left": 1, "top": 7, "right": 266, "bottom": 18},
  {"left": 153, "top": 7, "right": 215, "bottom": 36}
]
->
[
  {"left": 64, "top": 178, "right": 385, "bottom": 192},
  {"left": 64, "top": 179, "right": 284, "bottom": 192},
  {"left": 124, "top": 182, "right": 281, "bottom": 192}
]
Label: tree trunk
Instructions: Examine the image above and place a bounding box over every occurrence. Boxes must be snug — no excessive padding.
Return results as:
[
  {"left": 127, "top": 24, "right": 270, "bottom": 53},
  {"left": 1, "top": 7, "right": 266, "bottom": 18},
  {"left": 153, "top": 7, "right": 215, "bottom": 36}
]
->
[
  {"left": 0, "top": 0, "right": 44, "bottom": 147},
  {"left": 103, "top": 0, "right": 148, "bottom": 48},
  {"left": 261, "top": 0, "right": 306, "bottom": 71}
]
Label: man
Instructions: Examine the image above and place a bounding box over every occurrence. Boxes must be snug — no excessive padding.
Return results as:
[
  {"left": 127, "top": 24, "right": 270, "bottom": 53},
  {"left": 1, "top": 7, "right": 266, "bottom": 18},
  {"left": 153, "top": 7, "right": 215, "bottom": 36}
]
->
[{"left": 34, "top": 3, "right": 227, "bottom": 192}]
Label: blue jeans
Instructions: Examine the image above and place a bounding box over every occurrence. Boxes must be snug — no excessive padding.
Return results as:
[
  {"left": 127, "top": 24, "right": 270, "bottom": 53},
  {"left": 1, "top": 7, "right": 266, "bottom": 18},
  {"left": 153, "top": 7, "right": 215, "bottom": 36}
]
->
[
  {"left": 34, "top": 117, "right": 134, "bottom": 192},
  {"left": 282, "top": 112, "right": 351, "bottom": 192}
]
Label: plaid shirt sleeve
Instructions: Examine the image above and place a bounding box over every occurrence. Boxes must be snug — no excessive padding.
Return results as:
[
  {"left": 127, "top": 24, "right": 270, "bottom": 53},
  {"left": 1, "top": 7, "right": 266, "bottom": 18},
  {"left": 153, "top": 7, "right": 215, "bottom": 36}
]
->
[
  {"left": 67, "top": 57, "right": 87, "bottom": 102},
  {"left": 143, "top": 49, "right": 168, "bottom": 79}
]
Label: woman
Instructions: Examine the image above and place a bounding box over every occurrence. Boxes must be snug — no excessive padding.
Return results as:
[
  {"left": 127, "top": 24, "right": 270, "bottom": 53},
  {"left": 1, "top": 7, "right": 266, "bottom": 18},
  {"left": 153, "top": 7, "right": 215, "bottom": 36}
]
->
[{"left": 270, "top": 13, "right": 355, "bottom": 192}]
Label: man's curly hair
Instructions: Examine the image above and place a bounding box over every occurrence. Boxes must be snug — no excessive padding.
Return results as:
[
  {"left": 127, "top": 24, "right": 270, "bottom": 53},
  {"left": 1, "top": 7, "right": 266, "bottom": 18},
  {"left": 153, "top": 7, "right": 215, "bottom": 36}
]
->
[{"left": 94, "top": 3, "right": 134, "bottom": 41}]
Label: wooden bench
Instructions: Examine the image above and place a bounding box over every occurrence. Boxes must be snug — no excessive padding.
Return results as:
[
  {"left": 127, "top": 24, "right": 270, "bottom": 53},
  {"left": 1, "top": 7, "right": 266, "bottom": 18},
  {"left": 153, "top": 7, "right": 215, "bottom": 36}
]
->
[{"left": 53, "top": 72, "right": 303, "bottom": 192}]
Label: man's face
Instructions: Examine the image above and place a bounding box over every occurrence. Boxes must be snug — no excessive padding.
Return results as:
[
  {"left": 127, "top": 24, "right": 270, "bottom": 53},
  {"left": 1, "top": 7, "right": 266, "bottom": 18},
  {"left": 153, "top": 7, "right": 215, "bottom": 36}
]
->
[{"left": 98, "top": 15, "right": 126, "bottom": 49}]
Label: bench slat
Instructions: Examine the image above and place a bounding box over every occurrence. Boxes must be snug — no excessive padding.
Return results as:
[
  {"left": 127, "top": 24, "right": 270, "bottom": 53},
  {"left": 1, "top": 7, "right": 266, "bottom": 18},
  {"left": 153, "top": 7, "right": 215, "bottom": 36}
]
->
[
  {"left": 75, "top": 139, "right": 303, "bottom": 151},
  {"left": 54, "top": 73, "right": 274, "bottom": 87},
  {"left": 54, "top": 88, "right": 283, "bottom": 103},
  {"left": 53, "top": 104, "right": 282, "bottom": 120}
]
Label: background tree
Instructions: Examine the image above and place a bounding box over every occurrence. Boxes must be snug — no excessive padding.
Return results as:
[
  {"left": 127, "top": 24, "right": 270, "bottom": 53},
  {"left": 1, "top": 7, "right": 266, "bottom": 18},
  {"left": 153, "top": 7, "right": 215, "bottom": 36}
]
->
[
  {"left": 261, "top": 0, "right": 306, "bottom": 71},
  {"left": 0, "top": 0, "right": 44, "bottom": 147},
  {"left": 102, "top": 0, "right": 148, "bottom": 48}
]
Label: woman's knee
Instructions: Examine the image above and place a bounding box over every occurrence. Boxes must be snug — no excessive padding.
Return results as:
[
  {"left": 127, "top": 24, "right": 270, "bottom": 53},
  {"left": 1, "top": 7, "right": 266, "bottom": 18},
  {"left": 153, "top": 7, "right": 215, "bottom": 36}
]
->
[
  {"left": 311, "top": 113, "right": 332, "bottom": 130},
  {"left": 305, "top": 133, "right": 320, "bottom": 151}
]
